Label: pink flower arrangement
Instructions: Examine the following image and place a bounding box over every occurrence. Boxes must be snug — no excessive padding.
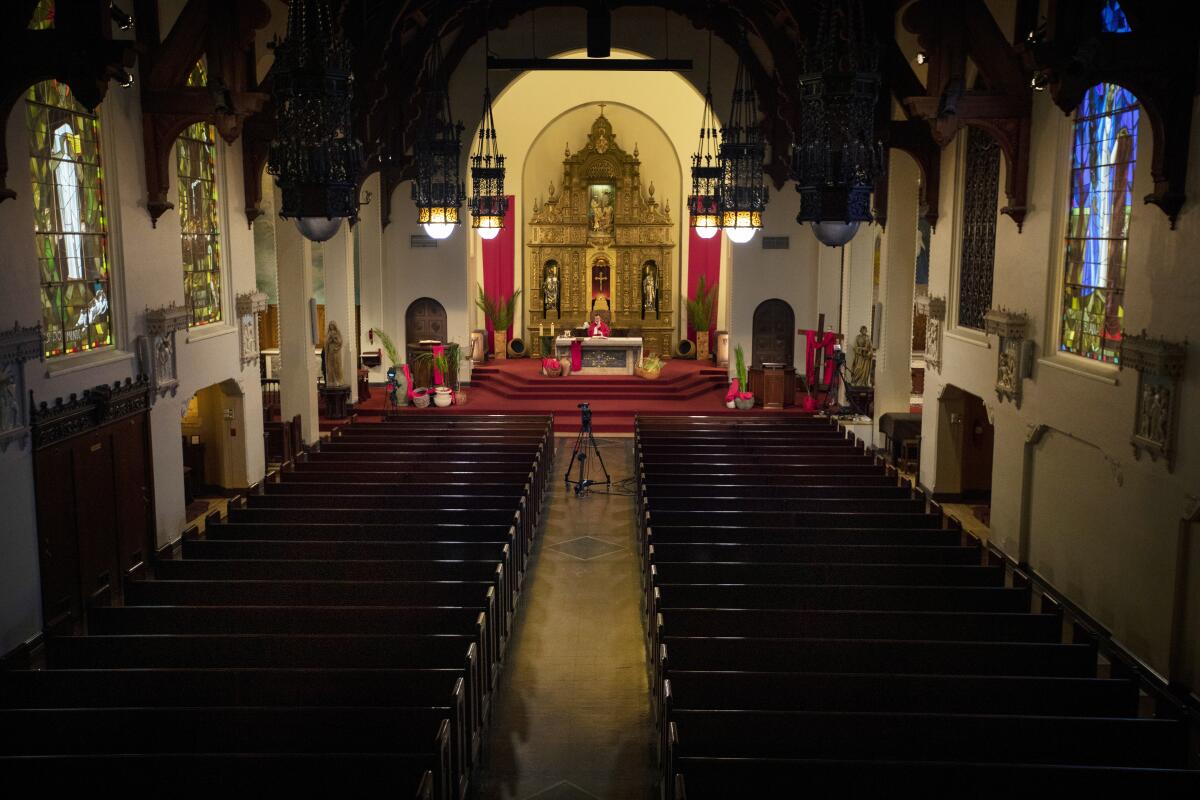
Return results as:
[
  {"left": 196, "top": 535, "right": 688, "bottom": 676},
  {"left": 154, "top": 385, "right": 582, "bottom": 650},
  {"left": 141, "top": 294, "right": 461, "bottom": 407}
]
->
[
  {"left": 738, "top": 391, "right": 754, "bottom": 400},
  {"left": 725, "top": 378, "right": 740, "bottom": 403},
  {"left": 542, "top": 357, "right": 562, "bottom": 376}
]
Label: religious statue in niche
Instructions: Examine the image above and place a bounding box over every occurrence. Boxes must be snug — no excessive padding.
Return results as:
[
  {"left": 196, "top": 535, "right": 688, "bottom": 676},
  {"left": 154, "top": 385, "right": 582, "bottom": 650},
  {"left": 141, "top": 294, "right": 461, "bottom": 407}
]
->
[
  {"left": 0, "top": 323, "right": 41, "bottom": 452},
  {"left": 155, "top": 335, "right": 175, "bottom": 384},
  {"left": 849, "top": 326, "right": 874, "bottom": 387},
  {"left": 641, "top": 260, "right": 659, "bottom": 320},
  {"left": 325, "top": 321, "right": 345, "bottom": 387},
  {"left": 1122, "top": 331, "right": 1187, "bottom": 472},
  {"left": 591, "top": 258, "right": 612, "bottom": 312},
  {"left": 983, "top": 309, "right": 1029, "bottom": 408},
  {"left": 589, "top": 184, "right": 615, "bottom": 234},
  {"left": 1136, "top": 382, "right": 1170, "bottom": 444},
  {"left": 542, "top": 260, "right": 561, "bottom": 319},
  {"left": 0, "top": 366, "right": 18, "bottom": 432}
]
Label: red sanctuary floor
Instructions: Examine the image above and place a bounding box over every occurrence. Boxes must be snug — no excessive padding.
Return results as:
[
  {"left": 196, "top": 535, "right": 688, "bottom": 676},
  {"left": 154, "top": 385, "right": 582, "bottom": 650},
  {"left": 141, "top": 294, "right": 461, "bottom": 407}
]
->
[{"left": 349, "top": 358, "right": 815, "bottom": 434}]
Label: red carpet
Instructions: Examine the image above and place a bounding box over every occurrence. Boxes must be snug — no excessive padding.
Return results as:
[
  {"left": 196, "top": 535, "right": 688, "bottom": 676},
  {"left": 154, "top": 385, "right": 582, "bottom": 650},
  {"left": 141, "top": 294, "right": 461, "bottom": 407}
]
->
[{"left": 352, "top": 358, "right": 814, "bottom": 433}]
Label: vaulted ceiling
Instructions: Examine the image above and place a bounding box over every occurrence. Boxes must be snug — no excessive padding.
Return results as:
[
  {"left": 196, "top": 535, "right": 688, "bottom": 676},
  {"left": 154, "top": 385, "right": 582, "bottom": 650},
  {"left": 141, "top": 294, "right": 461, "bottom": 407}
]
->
[{"left": 0, "top": 1, "right": 1195, "bottom": 230}]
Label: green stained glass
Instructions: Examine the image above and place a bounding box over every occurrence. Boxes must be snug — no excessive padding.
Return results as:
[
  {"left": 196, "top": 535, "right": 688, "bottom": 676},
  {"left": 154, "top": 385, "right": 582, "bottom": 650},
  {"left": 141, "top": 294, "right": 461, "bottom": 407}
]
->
[
  {"left": 26, "top": 75, "right": 113, "bottom": 359},
  {"left": 29, "top": 0, "right": 53, "bottom": 30},
  {"left": 177, "top": 67, "right": 222, "bottom": 326}
]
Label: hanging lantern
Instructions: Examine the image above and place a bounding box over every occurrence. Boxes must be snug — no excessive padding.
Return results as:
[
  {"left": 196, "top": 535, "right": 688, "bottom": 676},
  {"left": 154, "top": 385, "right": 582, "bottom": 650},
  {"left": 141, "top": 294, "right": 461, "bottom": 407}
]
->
[
  {"left": 413, "top": 39, "right": 464, "bottom": 240},
  {"left": 470, "top": 86, "right": 507, "bottom": 240},
  {"left": 792, "top": 0, "right": 880, "bottom": 248},
  {"left": 268, "top": 0, "right": 364, "bottom": 242},
  {"left": 718, "top": 38, "right": 768, "bottom": 245},
  {"left": 689, "top": 36, "right": 721, "bottom": 240}
]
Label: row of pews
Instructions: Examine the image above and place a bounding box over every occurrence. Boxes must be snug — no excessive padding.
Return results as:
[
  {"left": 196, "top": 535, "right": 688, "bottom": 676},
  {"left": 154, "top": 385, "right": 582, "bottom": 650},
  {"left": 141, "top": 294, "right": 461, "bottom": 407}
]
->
[
  {"left": 634, "top": 415, "right": 1200, "bottom": 798},
  {"left": 0, "top": 413, "right": 553, "bottom": 799}
]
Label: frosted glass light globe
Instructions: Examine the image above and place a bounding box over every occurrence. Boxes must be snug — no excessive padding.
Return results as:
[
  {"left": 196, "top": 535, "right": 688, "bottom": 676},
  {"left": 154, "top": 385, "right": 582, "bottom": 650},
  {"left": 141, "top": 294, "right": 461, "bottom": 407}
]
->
[
  {"left": 726, "top": 226, "right": 757, "bottom": 244},
  {"left": 810, "top": 221, "right": 861, "bottom": 248},
  {"left": 694, "top": 225, "right": 720, "bottom": 240},
  {"left": 423, "top": 222, "right": 456, "bottom": 240},
  {"left": 294, "top": 216, "right": 342, "bottom": 242}
]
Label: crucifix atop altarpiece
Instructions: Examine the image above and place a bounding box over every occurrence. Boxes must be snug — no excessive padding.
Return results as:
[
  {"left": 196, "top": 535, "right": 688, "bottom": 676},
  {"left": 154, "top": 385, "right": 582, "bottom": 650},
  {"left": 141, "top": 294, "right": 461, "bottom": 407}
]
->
[{"left": 527, "top": 107, "right": 676, "bottom": 357}]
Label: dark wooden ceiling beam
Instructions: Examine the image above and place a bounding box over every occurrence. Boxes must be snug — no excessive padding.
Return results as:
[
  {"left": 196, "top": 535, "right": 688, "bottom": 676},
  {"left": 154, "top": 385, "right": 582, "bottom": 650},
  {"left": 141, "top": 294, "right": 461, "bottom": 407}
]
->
[
  {"left": 901, "top": 0, "right": 1032, "bottom": 229},
  {"left": 1022, "top": 0, "right": 1198, "bottom": 227},
  {"left": 0, "top": 1, "right": 136, "bottom": 204},
  {"left": 137, "top": 0, "right": 270, "bottom": 225}
]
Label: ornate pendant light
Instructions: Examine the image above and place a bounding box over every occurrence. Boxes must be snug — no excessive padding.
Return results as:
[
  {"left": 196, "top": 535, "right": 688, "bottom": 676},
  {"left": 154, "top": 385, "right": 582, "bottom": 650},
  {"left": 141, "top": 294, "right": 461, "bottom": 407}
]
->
[
  {"left": 413, "top": 38, "right": 465, "bottom": 240},
  {"left": 718, "top": 36, "right": 768, "bottom": 245},
  {"left": 470, "top": 83, "right": 507, "bottom": 240},
  {"left": 268, "top": 0, "right": 364, "bottom": 242},
  {"left": 792, "top": 0, "right": 880, "bottom": 248},
  {"left": 689, "top": 33, "right": 721, "bottom": 240}
]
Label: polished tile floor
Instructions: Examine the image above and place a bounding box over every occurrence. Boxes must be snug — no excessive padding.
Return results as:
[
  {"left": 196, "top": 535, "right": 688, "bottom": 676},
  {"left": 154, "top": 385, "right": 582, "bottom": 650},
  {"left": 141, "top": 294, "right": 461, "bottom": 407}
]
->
[{"left": 478, "top": 438, "right": 656, "bottom": 800}]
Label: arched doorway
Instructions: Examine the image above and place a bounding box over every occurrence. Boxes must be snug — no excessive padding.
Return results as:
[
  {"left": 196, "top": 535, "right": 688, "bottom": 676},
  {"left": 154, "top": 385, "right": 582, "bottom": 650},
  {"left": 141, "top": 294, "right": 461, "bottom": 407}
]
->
[
  {"left": 406, "top": 297, "right": 447, "bottom": 345},
  {"left": 752, "top": 299, "right": 795, "bottom": 367}
]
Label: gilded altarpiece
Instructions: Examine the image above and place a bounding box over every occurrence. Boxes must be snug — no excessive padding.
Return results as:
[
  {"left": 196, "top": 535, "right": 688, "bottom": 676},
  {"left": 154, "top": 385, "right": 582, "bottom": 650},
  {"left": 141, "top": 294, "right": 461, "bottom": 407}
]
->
[{"left": 527, "top": 111, "right": 676, "bottom": 357}]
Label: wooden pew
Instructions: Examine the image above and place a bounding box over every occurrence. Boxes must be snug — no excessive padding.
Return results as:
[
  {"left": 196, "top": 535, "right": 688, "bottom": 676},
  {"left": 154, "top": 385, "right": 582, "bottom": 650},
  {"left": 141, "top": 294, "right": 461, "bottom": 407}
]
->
[
  {"left": 671, "top": 757, "right": 1200, "bottom": 798},
  {"left": 666, "top": 709, "right": 1189, "bottom": 768},
  {"left": 0, "top": 707, "right": 455, "bottom": 800},
  {"left": 0, "top": 754, "right": 436, "bottom": 799},
  {"left": 663, "top": 670, "right": 1140, "bottom": 717}
]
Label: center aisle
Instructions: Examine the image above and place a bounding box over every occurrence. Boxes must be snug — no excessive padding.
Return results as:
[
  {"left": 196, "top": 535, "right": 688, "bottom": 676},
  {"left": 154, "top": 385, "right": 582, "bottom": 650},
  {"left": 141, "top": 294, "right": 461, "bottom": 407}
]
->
[{"left": 479, "top": 438, "right": 656, "bottom": 800}]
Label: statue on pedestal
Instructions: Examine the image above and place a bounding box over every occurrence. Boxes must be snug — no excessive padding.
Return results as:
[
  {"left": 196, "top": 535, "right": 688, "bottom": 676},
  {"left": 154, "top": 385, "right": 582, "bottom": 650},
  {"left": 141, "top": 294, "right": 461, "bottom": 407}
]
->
[
  {"left": 325, "top": 321, "right": 345, "bottom": 387},
  {"left": 849, "top": 325, "right": 874, "bottom": 387}
]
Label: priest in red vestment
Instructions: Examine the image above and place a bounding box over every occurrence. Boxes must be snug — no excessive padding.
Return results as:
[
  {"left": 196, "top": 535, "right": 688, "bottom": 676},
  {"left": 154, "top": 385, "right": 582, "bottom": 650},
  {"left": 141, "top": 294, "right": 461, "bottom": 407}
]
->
[{"left": 587, "top": 313, "right": 610, "bottom": 338}]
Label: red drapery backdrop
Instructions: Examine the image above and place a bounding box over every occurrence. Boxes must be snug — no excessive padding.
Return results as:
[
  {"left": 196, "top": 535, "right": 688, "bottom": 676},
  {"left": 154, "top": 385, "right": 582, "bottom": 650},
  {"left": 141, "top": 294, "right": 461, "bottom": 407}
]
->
[
  {"left": 686, "top": 228, "right": 722, "bottom": 340},
  {"left": 481, "top": 196, "right": 516, "bottom": 354}
]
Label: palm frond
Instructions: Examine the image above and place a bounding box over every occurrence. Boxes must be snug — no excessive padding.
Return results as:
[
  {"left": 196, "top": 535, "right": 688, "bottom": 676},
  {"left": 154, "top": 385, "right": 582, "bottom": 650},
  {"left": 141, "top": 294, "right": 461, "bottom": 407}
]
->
[
  {"left": 686, "top": 275, "right": 718, "bottom": 332},
  {"left": 371, "top": 328, "right": 400, "bottom": 366}
]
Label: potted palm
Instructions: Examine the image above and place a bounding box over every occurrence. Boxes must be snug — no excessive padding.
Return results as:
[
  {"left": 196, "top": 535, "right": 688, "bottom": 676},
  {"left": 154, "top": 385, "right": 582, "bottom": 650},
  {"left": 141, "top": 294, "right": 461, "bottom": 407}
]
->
[
  {"left": 733, "top": 344, "right": 755, "bottom": 410},
  {"left": 475, "top": 286, "right": 522, "bottom": 361},
  {"left": 686, "top": 275, "right": 718, "bottom": 361},
  {"left": 412, "top": 343, "right": 461, "bottom": 407}
]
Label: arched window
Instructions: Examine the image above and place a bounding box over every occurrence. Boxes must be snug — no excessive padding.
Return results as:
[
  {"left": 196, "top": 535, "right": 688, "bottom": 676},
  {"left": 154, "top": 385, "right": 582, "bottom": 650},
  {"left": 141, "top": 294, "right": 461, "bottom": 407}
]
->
[
  {"left": 1059, "top": 83, "right": 1139, "bottom": 364},
  {"left": 178, "top": 59, "right": 223, "bottom": 326},
  {"left": 26, "top": 72, "right": 113, "bottom": 358}
]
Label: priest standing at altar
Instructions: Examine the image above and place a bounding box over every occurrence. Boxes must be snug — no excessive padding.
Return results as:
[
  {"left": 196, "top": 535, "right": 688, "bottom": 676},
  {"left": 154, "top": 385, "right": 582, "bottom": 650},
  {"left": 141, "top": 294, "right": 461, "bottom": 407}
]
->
[{"left": 588, "top": 313, "right": 610, "bottom": 338}]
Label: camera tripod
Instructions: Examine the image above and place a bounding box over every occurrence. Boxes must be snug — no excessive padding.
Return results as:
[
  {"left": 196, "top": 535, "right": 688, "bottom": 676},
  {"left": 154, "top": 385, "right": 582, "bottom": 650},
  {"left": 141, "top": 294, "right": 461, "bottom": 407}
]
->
[{"left": 564, "top": 403, "right": 611, "bottom": 496}]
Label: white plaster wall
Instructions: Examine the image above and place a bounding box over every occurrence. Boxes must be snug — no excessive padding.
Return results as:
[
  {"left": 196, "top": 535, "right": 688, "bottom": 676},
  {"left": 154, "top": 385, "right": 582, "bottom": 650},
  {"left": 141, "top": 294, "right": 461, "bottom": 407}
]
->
[
  {"left": 0, "top": 54, "right": 264, "bottom": 652},
  {"left": 727, "top": 188, "right": 819, "bottom": 376},
  {"left": 920, "top": 78, "right": 1200, "bottom": 688}
]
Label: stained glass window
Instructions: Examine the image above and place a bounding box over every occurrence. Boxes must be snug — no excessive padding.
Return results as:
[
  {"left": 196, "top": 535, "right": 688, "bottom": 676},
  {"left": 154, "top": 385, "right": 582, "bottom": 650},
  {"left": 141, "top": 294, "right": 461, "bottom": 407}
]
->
[
  {"left": 29, "top": 0, "right": 53, "bottom": 29},
  {"left": 178, "top": 59, "right": 223, "bottom": 326},
  {"left": 1101, "top": 1, "right": 1132, "bottom": 33},
  {"left": 26, "top": 79, "right": 113, "bottom": 358},
  {"left": 1059, "top": 83, "right": 1138, "bottom": 364}
]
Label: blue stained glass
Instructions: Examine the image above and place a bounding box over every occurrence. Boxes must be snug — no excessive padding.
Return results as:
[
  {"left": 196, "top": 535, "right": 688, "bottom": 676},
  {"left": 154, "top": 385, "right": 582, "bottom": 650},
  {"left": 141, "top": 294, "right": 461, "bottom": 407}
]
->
[
  {"left": 1101, "top": 1, "right": 1132, "bottom": 33},
  {"left": 1060, "top": 83, "right": 1138, "bottom": 364}
]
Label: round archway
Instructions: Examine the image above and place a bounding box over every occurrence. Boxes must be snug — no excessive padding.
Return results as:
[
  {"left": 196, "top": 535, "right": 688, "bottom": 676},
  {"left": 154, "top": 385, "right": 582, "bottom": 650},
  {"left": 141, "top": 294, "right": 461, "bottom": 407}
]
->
[{"left": 752, "top": 298, "right": 795, "bottom": 367}]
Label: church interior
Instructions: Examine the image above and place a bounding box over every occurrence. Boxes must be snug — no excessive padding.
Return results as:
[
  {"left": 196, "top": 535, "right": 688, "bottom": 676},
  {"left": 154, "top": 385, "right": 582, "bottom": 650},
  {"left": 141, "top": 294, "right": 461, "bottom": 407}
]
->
[{"left": 1, "top": 0, "right": 1199, "bottom": 796}]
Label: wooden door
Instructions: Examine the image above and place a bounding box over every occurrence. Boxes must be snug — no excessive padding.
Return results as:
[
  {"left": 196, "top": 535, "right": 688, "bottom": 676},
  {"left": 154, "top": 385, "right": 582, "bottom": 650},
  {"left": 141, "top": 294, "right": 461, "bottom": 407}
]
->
[
  {"left": 960, "top": 391, "right": 995, "bottom": 495},
  {"left": 752, "top": 299, "right": 795, "bottom": 367},
  {"left": 34, "top": 392, "right": 155, "bottom": 636},
  {"left": 406, "top": 297, "right": 448, "bottom": 344}
]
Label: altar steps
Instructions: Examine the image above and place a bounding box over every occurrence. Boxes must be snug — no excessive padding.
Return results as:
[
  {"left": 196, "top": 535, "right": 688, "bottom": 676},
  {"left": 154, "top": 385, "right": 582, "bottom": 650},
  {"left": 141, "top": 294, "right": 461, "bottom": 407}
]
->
[
  {"left": 468, "top": 362, "right": 729, "bottom": 402},
  {"left": 350, "top": 360, "right": 812, "bottom": 434}
]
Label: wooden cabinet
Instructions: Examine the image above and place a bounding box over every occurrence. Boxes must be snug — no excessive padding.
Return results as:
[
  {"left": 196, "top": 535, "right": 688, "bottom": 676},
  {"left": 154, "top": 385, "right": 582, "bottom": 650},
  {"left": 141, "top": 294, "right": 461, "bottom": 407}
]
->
[
  {"left": 748, "top": 364, "right": 796, "bottom": 409},
  {"left": 32, "top": 380, "right": 155, "bottom": 636}
]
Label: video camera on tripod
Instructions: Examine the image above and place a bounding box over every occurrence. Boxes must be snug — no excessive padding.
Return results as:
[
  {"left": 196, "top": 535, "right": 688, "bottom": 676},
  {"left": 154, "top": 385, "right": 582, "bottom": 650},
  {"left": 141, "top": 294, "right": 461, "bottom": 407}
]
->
[{"left": 565, "top": 401, "right": 610, "bottom": 495}]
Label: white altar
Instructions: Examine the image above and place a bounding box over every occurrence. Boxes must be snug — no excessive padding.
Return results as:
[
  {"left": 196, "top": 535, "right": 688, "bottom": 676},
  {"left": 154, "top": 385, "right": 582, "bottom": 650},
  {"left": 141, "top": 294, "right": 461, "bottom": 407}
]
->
[{"left": 555, "top": 336, "right": 644, "bottom": 375}]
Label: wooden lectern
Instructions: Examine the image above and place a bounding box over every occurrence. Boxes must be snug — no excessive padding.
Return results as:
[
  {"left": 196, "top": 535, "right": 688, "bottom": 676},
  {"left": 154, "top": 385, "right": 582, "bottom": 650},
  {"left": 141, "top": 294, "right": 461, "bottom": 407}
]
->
[{"left": 749, "top": 363, "right": 796, "bottom": 409}]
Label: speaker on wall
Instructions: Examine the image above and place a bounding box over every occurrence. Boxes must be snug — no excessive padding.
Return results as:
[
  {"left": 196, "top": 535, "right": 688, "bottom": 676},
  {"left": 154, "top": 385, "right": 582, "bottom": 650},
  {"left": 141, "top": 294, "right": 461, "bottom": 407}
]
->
[{"left": 871, "top": 302, "right": 883, "bottom": 349}]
